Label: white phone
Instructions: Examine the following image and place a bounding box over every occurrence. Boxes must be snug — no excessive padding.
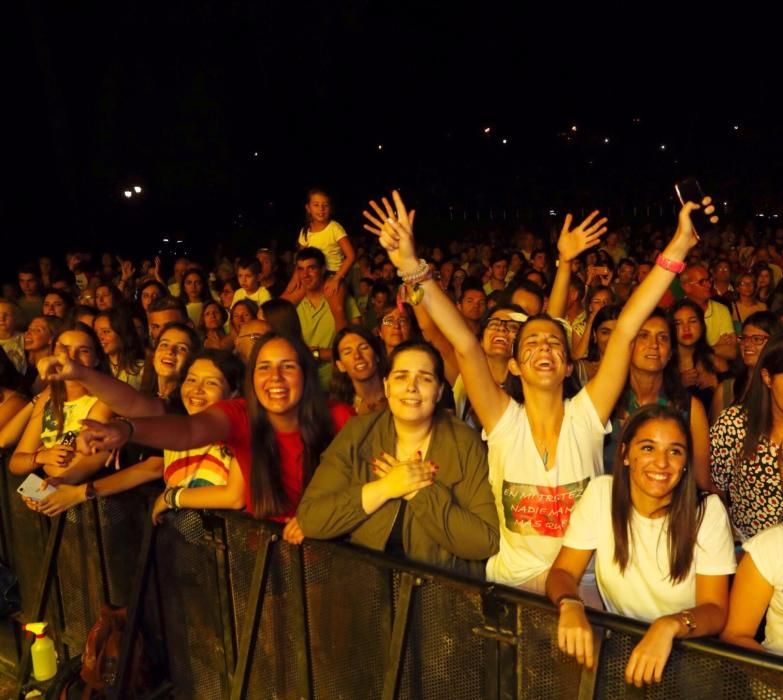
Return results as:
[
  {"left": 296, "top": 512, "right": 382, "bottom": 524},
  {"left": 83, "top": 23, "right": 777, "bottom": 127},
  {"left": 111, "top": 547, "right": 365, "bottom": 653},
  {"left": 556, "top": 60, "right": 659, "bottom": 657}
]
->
[{"left": 17, "top": 473, "right": 56, "bottom": 502}]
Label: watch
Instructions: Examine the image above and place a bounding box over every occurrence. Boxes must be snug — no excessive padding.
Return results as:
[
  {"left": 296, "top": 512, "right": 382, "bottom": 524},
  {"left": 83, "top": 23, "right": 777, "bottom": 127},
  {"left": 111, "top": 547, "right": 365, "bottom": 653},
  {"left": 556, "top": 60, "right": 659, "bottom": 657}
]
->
[
  {"left": 678, "top": 609, "right": 696, "bottom": 634},
  {"left": 84, "top": 482, "right": 97, "bottom": 501}
]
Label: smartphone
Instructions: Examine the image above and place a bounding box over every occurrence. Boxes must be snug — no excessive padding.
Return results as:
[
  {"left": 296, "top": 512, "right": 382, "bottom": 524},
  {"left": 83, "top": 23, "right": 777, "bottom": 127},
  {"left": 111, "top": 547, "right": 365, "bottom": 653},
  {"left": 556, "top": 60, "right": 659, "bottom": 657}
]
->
[
  {"left": 674, "top": 177, "right": 718, "bottom": 238},
  {"left": 17, "top": 474, "right": 56, "bottom": 502}
]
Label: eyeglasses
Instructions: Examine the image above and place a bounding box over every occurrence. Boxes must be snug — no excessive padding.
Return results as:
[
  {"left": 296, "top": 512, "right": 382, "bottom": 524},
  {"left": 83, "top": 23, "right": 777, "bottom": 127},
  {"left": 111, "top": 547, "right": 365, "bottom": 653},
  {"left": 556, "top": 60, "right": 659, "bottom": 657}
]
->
[
  {"left": 738, "top": 334, "right": 769, "bottom": 346},
  {"left": 381, "top": 316, "right": 410, "bottom": 327},
  {"left": 486, "top": 318, "right": 523, "bottom": 334},
  {"left": 688, "top": 277, "right": 712, "bottom": 287},
  {"left": 239, "top": 333, "right": 264, "bottom": 342}
]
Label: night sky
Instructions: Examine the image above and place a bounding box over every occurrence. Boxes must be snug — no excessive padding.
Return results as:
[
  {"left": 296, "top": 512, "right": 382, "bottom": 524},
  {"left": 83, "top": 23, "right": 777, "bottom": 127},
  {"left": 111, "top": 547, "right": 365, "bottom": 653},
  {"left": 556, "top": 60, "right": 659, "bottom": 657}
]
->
[{"left": 2, "top": 2, "right": 780, "bottom": 276}]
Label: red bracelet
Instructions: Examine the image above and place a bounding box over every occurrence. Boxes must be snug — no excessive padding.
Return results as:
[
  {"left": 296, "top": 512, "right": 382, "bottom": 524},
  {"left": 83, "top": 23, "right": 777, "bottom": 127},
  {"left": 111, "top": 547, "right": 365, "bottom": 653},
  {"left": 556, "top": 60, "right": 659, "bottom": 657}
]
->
[{"left": 655, "top": 254, "right": 686, "bottom": 274}]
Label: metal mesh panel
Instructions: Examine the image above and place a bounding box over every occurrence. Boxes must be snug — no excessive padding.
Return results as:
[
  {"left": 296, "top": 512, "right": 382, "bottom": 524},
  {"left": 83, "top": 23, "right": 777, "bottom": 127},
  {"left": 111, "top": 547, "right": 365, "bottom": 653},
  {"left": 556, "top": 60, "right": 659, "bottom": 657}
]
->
[
  {"left": 95, "top": 492, "right": 149, "bottom": 607},
  {"left": 304, "top": 543, "right": 391, "bottom": 700},
  {"left": 596, "top": 628, "right": 783, "bottom": 699},
  {"left": 56, "top": 504, "right": 104, "bottom": 656},
  {"left": 226, "top": 518, "right": 303, "bottom": 699},
  {"left": 395, "top": 573, "right": 487, "bottom": 700},
  {"left": 154, "top": 510, "right": 227, "bottom": 700},
  {"left": 512, "top": 604, "right": 584, "bottom": 698}
]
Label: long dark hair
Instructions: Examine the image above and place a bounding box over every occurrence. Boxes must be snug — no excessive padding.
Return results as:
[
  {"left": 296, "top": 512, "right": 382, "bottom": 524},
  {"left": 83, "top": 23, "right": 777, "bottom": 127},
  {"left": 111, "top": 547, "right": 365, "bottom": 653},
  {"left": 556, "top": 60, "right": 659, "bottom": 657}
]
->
[
  {"left": 245, "top": 332, "right": 333, "bottom": 518},
  {"left": 741, "top": 332, "right": 783, "bottom": 464},
  {"left": 49, "top": 322, "right": 109, "bottom": 439},
  {"left": 179, "top": 349, "right": 245, "bottom": 398},
  {"left": 628, "top": 308, "right": 690, "bottom": 415},
  {"left": 669, "top": 298, "right": 717, "bottom": 375},
  {"left": 178, "top": 267, "right": 212, "bottom": 304},
  {"left": 611, "top": 403, "right": 704, "bottom": 584},
  {"left": 329, "top": 325, "right": 385, "bottom": 405},
  {"left": 94, "top": 307, "right": 146, "bottom": 377}
]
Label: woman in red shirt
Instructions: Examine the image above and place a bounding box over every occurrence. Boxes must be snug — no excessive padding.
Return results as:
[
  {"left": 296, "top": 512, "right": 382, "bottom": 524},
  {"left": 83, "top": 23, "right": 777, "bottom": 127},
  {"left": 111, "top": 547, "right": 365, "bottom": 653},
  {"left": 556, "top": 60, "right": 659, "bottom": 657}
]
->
[{"left": 78, "top": 332, "right": 352, "bottom": 541}]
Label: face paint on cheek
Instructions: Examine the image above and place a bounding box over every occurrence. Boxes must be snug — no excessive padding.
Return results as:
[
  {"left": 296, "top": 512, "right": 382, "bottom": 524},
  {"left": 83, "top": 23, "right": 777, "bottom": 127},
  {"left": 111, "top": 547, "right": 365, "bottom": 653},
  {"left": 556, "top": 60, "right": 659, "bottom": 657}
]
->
[{"left": 520, "top": 349, "right": 533, "bottom": 365}]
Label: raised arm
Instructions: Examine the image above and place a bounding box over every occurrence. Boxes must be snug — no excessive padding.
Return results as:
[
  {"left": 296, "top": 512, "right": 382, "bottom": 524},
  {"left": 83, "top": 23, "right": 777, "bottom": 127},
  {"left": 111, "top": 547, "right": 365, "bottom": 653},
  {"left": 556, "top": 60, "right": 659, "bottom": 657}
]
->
[
  {"left": 409, "top": 303, "right": 460, "bottom": 386},
  {"left": 547, "top": 211, "right": 607, "bottom": 320},
  {"left": 363, "top": 191, "right": 509, "bottom": 434},
  {"left": 586, "top": 199, "right": 714, "bottom": 424},
  {"left": 37, "top": 356, "right": 165, "bottom": 418}
]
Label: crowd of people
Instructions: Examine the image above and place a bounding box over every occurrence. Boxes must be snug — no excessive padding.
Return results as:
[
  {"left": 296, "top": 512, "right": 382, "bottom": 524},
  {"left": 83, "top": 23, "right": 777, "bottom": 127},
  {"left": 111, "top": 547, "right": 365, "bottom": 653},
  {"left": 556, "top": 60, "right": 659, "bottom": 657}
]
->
[{"left": 1, "top": 185, "right": 783, "bottom": 687}]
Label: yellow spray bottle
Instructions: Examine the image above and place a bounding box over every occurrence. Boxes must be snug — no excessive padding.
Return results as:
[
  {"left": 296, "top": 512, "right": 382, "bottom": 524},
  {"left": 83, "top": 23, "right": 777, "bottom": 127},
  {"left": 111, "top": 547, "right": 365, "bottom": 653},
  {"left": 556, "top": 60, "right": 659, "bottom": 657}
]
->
[{"left": 23, "top": 622, "right": 57, "bottom": 681}]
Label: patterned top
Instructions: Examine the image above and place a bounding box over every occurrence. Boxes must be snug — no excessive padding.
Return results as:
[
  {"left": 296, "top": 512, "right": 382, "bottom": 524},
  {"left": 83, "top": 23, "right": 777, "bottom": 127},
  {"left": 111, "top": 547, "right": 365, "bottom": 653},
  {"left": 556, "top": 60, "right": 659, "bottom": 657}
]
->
[
  {"left": 163, "top": 442, "right": 235, "bottom": 488},
  {"left": 40, "top": 394, "right": 99, "bottom": 448},
  {"left": 710, "top": 405, "right": 783, "bottom": 540}
]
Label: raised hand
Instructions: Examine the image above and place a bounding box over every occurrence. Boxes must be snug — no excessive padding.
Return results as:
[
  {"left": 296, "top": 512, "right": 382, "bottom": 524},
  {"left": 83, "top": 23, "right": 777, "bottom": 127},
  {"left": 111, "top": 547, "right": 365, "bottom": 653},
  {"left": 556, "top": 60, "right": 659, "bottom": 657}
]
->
[
  {"left": 674, "top": 197, "right": 717, "bottom": 251},
  {"left": 558, "top": 211, "right": 608, "bottom": 263},
  {"left": 118, "top": 257, "right": 136, "bottom": 282},
  {"left": 152, "top": 256, "right": 165, "bottom": 284},
  {"left": 362, "top": 190, "right": 418, "bottom": 274}
]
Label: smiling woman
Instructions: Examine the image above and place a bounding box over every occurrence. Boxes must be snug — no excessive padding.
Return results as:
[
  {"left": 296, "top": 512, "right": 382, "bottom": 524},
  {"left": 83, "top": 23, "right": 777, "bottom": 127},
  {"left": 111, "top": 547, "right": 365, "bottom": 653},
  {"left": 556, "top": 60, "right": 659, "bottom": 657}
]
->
[
  {"left": 546, "top": 404, "right": 735, "bottom": 687},
  {"left": 296, "top": 340, "right": 499, "bottom": 575}
]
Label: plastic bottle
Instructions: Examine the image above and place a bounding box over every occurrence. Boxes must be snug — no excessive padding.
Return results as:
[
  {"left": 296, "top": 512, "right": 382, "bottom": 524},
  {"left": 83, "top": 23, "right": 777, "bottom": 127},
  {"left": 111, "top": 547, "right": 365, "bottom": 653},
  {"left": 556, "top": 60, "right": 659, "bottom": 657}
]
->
[{"left": 23, "top": 622, "right": 57, "bottom": 682}]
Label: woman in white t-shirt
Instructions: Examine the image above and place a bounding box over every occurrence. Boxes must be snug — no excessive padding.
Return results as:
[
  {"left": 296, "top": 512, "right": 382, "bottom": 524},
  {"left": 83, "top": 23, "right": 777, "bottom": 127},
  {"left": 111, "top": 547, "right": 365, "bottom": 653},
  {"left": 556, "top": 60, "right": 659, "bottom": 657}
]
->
[
  {"left": 546, "top": 404, "right": 736, "bottom": 687},
  {"left": 297, "top": 188, "right": 356, "bottom": 297},
  {"left": 721, "top": 526, "right": 783, "bottom": 656},
  {"left": 364, "top": 190, "right": 715, "bottom": 592}
]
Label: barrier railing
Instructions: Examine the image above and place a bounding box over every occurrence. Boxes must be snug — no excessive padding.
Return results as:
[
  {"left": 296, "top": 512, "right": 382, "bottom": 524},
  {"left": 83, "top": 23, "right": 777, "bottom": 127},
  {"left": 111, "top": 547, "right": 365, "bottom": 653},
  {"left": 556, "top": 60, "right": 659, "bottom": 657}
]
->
[{"left": 1, "top": 451, "right": 782, "bottom": 699}]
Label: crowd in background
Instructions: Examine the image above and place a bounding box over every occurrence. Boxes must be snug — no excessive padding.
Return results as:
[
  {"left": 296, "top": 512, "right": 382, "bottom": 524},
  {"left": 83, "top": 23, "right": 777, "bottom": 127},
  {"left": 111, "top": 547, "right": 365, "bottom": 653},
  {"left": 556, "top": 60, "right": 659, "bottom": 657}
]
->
[{"left": 1, "top": 186, "right": 783, "bottom": 688}]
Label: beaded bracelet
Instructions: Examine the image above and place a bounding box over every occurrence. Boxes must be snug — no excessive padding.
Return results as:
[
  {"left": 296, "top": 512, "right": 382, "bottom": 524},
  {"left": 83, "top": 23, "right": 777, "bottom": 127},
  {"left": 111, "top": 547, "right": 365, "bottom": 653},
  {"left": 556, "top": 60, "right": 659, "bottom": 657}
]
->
[{"left": 398, "top": 259, "right": 432, "bottom": 285}]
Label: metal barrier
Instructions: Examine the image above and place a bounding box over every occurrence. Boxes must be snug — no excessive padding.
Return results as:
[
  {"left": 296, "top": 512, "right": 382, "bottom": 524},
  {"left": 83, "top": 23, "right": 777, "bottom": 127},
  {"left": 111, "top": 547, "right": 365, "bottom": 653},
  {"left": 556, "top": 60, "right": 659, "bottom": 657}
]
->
[{"left": 1, "top": 453, "right": 782, "bottom": 699}]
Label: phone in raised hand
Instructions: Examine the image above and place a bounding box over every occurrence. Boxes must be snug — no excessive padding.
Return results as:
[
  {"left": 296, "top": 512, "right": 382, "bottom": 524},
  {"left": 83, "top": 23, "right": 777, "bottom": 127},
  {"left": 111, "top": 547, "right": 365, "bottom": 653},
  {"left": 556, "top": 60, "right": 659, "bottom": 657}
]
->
[{"left": 674, "top": 177, "right": 719, "bottom": 239}]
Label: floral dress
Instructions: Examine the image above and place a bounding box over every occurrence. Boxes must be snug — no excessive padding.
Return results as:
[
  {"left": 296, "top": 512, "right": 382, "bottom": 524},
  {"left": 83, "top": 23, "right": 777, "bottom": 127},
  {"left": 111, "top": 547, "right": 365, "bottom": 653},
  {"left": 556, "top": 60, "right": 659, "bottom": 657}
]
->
[{"left": 710, "top": 405, "right": 783, "bottom": 540}]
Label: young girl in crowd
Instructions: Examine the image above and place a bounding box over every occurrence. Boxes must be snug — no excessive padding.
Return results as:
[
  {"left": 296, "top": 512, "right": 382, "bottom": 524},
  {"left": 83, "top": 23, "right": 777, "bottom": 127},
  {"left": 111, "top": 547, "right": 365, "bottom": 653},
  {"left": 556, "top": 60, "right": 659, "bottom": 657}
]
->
[
  {"left": 199, "top": 299, "right": 233, "bottom": 351},
  {"left": 670, "top": 299, "right": 728, "bottom": 416},
  {"left": 364, "top": 189, "right": 713, "bottom": 593},
  {"left": 94, "top": 307, "right": 146, "bottom": 390},
  {"left": 296, "top": 340, "right": 499, "bottom": 575},
  {"left": 77, "top": 333, "right": 353, "bottom": 541},
  {"left": 137, "top": 279, "right": 168, "bottom": 316},
  {"left": 179, "top": 267, "right": 213, "bottom": 326},
  {"left": 547, "top": 404, "right": 735, "bottom": 686},
  {"left": 710, "top": 333, "right": 783, "bottom": 540},
  {"left": 297, "top": 188, "right": 356, "bottom": 297},
  {"left": 32, "top": 350, "right": 246, "bottom": 521},
  {"left": 9, "top": 323, "right": 114, "bottom": 484}
]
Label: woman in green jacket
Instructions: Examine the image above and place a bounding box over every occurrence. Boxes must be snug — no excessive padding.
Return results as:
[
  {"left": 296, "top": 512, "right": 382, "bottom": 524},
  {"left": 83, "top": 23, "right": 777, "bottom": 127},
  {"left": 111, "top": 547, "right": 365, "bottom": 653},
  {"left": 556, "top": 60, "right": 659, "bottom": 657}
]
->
[{"left": 297, "top": 339, "right": 499, "bottom": 577}]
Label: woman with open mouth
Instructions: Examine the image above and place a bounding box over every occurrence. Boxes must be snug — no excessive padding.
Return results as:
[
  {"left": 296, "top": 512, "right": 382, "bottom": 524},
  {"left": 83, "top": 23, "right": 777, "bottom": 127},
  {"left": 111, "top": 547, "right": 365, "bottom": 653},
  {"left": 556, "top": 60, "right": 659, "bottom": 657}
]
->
[
  {"left": 363, "top": 189, "right": 715, "bottom": 594},
  {"left": 31, "top": 349, "right": 246, "bottom": 521}
]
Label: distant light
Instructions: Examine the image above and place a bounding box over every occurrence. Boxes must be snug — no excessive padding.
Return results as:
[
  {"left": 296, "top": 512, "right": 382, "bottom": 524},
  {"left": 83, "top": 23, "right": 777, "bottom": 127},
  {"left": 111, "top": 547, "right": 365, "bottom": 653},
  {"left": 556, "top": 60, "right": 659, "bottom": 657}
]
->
[
  {"left": 253, "top": 151, "right": 259, "bottom": 157},
  {"left": 502, "top": 138, "right": 508, "bottom": 144},
  {"left": 659, "top": 144, "right": 667, "bottom": 151},
  {"left": 176, "top": 240, "right": 183, "bottom": 243},
  {"left": 162, "top": 238, "right": 169, "bottom": 243},
  {"left": 632, "top": 117, "right": 641, "bottom": 124},
  {"left": 123, "top": 190, "right": 132, "bottom": 198},
  {"left": 773, "top": 214, "right": 780, "bottom": 219},
  {"left": 133, "top": 186, "right": 142, "bottom": 194},
  {"left": 549, "top": 209, "right": 557, "bottom": 216},
  {"left": 483, "top": 127, "right": 491, "bottom": 134},
  {"left": 733, "top": 125, "right": 739, "bottom": 131},
  {"left": 377, "top": 144, "right": 383, "bottom": 150},
  {"left": 570, "top": 125, "right": 578, "bottom": 132},
  {"left": 757, "top": 213, "right": 766, "bottom": 218},
  {"left": 603, "top": 137, "right": 610, "bottom": 144},
  {"left": 723, "top": 201, "right": 728, "bottom": 206}
]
